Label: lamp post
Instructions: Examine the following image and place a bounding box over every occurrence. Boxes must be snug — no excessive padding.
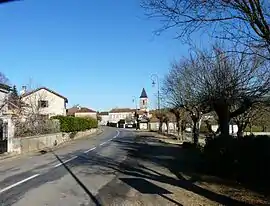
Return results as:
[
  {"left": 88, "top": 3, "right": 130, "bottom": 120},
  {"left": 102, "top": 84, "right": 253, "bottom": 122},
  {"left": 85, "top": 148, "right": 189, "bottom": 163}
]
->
[
  {"left": 132, "top": 96, "right": 139, "bottom": 130},
  {"left": 132, "top": 96, "right": 137, "bottom": 110},
  {"left": 151, "top": 74, "right": 160, "bottom": 112}
]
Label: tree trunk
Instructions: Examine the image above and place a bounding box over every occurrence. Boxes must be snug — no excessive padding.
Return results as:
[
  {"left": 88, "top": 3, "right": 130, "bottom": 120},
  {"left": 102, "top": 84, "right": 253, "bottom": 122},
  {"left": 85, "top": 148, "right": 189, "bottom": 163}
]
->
[
  {"left": 178, "top": 120, "right": 182, "bottom": 141},
  {"left": 192, "top": 119, "right": 199, "bottom": 145},
  {"left": 176, "top": 119, "right": 180, "bottom": 136},
  {"left": 166, "top": 122, "right": 169, "bottom": 134},
  {"left": 159, "top": 121, "right": 163, "bottom": 133},
  {"left": 237, "top": 125, "right": 244, "bottom": 138},
  {"left": 215, "top": 105, "right": 230, "bottom": 137}
]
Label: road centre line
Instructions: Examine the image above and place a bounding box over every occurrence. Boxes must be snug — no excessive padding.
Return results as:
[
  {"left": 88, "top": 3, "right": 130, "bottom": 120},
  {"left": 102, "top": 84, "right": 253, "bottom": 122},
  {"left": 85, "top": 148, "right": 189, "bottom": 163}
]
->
[
  {"left": 0, "top": 174, "right": 40, "bottom": 194},
  {"left": 84, "top": 147, "right": 96, "bottom": 153},
  {"left": 54, "top": 156, "right": 77, "bottom": 168},
  {"left": 0, "top": 130, "right": 121, "bottom": 194}
]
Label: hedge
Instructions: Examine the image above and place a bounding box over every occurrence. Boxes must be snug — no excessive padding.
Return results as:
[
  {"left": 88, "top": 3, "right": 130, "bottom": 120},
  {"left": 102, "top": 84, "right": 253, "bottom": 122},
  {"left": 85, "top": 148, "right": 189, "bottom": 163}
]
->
[
  {"left": 203, "top": 134, "right": 270, "bottom": 191},
  {"left": 51, "top": 116, "right": 98, "bottom": 132}
]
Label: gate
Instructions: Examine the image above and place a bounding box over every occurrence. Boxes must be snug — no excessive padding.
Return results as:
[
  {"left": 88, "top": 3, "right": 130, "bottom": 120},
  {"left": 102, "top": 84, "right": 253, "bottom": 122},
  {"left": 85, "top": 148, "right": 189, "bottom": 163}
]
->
[{"left": 0, "top": 119, "right": 8, "bottom": 154}]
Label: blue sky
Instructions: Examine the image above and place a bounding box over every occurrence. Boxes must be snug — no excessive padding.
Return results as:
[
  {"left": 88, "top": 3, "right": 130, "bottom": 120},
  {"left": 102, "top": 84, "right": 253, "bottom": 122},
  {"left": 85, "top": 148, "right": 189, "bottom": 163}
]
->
[{"left": 0, "top": 0, "right": 198, "bottom": 111}]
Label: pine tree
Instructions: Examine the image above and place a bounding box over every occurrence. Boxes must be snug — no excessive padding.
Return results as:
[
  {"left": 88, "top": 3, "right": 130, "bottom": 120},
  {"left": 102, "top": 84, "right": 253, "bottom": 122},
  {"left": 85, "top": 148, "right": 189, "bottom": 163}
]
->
[
  {"left": 9, "top": 85, "right": 20, "bottom": 106},
  {"left": 12, "top": 85, "right": 18, "bottom": 97}
]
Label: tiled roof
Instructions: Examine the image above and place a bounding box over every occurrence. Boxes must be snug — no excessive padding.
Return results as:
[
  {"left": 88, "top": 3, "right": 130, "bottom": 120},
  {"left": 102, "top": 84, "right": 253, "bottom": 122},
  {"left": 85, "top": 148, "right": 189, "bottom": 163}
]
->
[
  {"left": 21, "top": 87, "right": 68, "bottom": 103},
  {"left": 0, "top": 83, "right": 11, "bottom": 93},
  {"left": 76, "top": 107, "right": 96, "bottom": 113},
  {"left": 110, "top": 108, "right": 136, "bottom": 113},
  {"left": 67, "top": 106, "right": 96, "bottom": 115},
  {"left": 99, "top": 111, "right": 109, "bottom": 115}
]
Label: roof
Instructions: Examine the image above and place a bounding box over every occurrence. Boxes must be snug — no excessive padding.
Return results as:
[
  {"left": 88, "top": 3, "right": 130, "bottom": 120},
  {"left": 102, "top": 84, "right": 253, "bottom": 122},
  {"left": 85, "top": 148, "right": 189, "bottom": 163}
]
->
[
  {"left": 21, "top": 87, "right": 68, "bottom": 103},
  {"left": 110, "top": 108, "right": 136, "bottom": 113},
  {"left": 140, "top": 88, "right": 148, "bottom": 98},
  {"left": 99, "top": 111, "right": 109, "bottom": 115},
  {"left": 67, "top": 106, "right": 96, "bottom": 115},
  {"left": 136, "top": 110, "right": 148, "bottom": 115},
  {"left": 76, "top": 107, "right": 96, "bottom": 113},
  {"left": 0, "top": 83, "right": 11, "bottom": 93}
]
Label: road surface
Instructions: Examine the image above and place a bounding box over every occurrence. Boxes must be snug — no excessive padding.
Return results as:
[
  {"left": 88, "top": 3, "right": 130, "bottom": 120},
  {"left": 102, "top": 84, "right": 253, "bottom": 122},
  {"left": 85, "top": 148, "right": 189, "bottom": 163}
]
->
[
  {"left": 0, "top": 127, "right": 258, "bottom": 206},
  {"left": 0, "top": 127, "right": 125, "bottom": 205}
]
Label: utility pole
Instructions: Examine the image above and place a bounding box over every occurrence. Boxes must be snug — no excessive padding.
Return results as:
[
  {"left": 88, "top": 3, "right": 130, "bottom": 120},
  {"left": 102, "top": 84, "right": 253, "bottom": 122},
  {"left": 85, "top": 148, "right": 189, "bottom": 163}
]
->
[
  {"left": 132, "top": 96, "right": 139, "bottom": 130},
  {"left": 151, "top": 74, "right": 160, "bottom": 112}
]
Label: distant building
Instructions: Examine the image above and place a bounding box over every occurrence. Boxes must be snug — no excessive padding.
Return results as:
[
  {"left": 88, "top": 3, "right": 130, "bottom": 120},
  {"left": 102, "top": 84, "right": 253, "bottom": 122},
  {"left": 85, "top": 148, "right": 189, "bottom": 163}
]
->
[
  {"left": 98, "top": 111, "right": 109, "bottom": 125},
  {"left": 108, "top": 108, "right": 135, "bottom": 124},
  {"left": 106, "top": 88, "right": 150, "bottom": 128},
  {"left": 67, "top": 105, "right": 97, "bottom": 119},
  {"left": 139, "top": 88, "right": 148, "bottom": 111}
]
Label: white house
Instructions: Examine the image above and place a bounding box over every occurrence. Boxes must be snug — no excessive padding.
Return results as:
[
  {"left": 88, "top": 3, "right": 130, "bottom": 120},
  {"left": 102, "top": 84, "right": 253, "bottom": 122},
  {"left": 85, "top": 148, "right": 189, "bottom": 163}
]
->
[
  {"left": 20, "top": 87, "right": 68, "bottom": 118},
  {"left": 109, "top": 108, "right": 135, "bottom": 123}
]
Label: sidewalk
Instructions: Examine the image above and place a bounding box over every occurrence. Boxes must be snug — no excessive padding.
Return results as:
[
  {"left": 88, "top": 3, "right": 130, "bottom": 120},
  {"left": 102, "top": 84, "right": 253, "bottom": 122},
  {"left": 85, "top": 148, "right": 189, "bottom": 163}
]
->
[
  {"left": 149, "top": 130, "right": 206, "bottom": 146},
  {"left": 101, "top": 131, "right": 269, "bottom": 205}
]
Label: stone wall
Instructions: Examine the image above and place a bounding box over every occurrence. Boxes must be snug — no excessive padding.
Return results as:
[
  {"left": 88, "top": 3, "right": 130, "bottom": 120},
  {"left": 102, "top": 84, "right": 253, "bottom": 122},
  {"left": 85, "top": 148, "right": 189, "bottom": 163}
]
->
[{"left": 9, "top": 129, "right": 97, "bottom": 154}]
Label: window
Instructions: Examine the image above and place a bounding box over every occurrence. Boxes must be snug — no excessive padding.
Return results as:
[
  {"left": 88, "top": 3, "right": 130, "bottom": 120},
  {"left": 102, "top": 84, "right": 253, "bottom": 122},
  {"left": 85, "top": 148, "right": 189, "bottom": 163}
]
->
[
  {"left": 38, "top": 100, "right": 48, "bottom": 108},
  {"left": 143, "top": 100, "right": 146, "bottom": 105}
]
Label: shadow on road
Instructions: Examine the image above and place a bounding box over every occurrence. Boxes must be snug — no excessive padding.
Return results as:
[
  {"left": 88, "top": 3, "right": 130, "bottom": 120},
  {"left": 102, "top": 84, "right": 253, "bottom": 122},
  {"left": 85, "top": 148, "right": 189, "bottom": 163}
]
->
[
  {"left": 73, "top": 134, "right": 257, "bottom": 205},
  {"left": 53, "top": 152, "right": 102, "bottom": 206}
]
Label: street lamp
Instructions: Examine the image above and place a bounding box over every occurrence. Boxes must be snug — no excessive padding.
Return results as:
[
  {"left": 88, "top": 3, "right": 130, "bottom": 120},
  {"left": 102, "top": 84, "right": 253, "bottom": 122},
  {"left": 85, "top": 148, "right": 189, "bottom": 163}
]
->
[
  {"left": 132, "top": 96, "right": 139, "bottom": 130},
  {"left": 132, "top": 96, "right": 137, "bottom": 110},
  {"left": 151, "top": 74, "right": 160, "bottom": 111}
]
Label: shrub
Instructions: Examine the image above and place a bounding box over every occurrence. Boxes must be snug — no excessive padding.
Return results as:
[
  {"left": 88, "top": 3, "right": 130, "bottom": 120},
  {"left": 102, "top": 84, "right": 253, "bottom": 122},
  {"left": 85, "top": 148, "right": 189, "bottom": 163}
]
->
[
  {"left": 52, "top": 116, "right": 98, "bottom": 132},
  {"left": 203, "top": 134, "right": 270, "bottom": 192},
  {"left": 14, "top": 118, "right": 60, "bottom": 137}
]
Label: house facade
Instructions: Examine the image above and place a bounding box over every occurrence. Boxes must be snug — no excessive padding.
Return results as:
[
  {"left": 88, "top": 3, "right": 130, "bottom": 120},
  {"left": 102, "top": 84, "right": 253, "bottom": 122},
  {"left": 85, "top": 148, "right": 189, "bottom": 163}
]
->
[
  {"left": 67, "top": 105, "right": 97, "bottom": 119},
  {"left": 109, "top": 108, "right": 135, "bottom": 123},
  {"left": 21, "top": 87, "right": 68, "bottom": 118}
]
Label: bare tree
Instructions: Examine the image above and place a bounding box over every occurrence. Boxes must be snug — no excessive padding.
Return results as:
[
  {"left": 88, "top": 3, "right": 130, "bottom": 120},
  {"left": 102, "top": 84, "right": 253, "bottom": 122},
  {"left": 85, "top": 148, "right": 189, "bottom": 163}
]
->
[
  {"left": 163, "top": 45, "right": 270, "bottom": 139},
  {"left": 141, "top": 0, "right": 270, "bottom": 59},
  {"left": 0, "top": 72, "right": 9, "bottom": 85},
  {"left": 13, "top": 87, "right": 59, "bottom": 137},
  {"left": 163, "top": 57, "right": 211, "bottom": 145},
  {"left": 197, "top": 47, "right": 270, "bottom": 136},
  {"left": 169, "top": 107, "right": 188, "bottom": 140},
  {"left": 155, "top": 110, "right": 167, "bottom": 132}
]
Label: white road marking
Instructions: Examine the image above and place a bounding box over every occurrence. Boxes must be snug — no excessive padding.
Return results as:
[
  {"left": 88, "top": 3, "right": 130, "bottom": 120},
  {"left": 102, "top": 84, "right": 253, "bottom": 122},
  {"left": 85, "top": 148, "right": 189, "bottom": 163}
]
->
[
  {"left": 0, "top": 130, "right": 121, "bottom": 194},
  {"left": 54, "top": 156, "right": 77, "bottom": 168},
  {"left": 84, "top": 147, "right": 96, "bottom": 153},
  {"left": 99, "top": 130, "right": 120, "bottom": 146},
  {"left": 0, "top": 174, "right": 40, "bottom": 194}
]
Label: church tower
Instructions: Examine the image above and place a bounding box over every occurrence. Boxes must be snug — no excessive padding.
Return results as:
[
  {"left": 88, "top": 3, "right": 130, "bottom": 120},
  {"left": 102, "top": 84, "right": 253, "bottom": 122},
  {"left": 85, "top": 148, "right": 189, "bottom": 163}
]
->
[{"left": 139, "top": 88, "right": 148, "bottom": 111}]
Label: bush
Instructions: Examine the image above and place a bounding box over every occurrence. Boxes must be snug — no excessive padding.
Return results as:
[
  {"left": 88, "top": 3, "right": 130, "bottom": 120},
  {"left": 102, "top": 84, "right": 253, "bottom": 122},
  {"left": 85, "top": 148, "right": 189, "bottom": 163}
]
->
[
  {"left": 15, "top": 118, "right": 60, "bottom": 137},
  {"left": 203, "top": 134, "right": 270, "bottom": 192},
  {"left": 52, "top": 116, "right": 98, "bottom": 132},
  {"left": 244, "top": 125, "right": 262, "bottom": 132}
]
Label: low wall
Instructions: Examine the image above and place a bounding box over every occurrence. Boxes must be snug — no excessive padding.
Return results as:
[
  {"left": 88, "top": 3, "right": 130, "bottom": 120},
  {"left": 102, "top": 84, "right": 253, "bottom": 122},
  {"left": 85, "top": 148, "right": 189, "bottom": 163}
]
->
[
  {"left": 245, "top": 132, "right": 270, "bottom": 136},
  {"left": 10, "top": 128, "right": 97, "bottom": 154}
]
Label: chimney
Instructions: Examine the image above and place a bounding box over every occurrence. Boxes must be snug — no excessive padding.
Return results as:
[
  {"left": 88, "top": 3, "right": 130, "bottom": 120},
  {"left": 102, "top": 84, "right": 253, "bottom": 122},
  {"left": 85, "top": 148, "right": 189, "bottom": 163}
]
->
[{"left": 20, "top": 86, "right": 27, "bottom": 95}]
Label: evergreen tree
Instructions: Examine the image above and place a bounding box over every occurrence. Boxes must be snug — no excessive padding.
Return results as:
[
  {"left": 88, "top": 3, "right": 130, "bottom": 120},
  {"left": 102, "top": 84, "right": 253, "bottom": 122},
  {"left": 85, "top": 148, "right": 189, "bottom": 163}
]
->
[
  {"left": 9, "top": 85, "right": 20, "bottom": 106},
  {"left": 12, "top": 85, "right": 19, "bottom": 97}
]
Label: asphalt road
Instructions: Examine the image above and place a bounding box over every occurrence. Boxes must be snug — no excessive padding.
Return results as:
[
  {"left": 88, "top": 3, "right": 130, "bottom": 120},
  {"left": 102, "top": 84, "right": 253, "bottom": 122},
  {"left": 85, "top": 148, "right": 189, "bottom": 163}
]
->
[{"left": 0, "top": 127, "right": 128, "bottom": 206}]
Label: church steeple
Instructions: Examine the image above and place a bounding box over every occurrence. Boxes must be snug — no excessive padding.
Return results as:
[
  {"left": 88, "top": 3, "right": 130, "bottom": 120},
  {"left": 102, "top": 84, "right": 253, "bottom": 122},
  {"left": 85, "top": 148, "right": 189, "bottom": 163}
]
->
[
  {"left": 140, "top": 88, "right": 148, "bottom": 98},
  {"left": 139, "top": 88, "right": 148, "bottom": 111}
]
